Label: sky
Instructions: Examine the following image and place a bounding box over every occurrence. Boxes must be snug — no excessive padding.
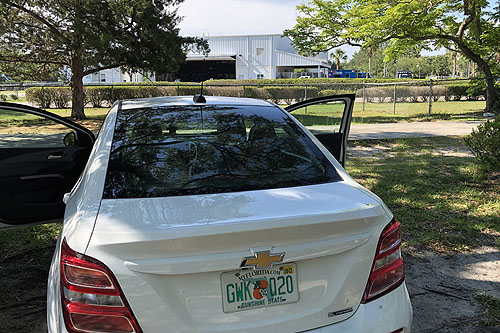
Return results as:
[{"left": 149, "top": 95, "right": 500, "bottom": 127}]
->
[
  {"left": 177, "top": 0, "right": 304, "bottom": 36},
  {"left": 176, "top": 0, "right": 447, "bottom": 60}
]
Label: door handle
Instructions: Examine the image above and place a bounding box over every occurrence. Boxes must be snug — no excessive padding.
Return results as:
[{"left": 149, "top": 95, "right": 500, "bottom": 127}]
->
[{"left": 47, "top": 152, "right": 64, "bottom": 160}]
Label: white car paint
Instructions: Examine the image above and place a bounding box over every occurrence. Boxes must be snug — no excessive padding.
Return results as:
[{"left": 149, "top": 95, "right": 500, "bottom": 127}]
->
[{"left": 43, "top": 96, "right": 412, "bottom": 332}]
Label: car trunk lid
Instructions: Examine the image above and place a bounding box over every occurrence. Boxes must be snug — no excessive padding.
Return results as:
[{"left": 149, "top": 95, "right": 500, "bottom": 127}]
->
[{"left": 85, "top": 182, "right": 390, "bottom": 332}]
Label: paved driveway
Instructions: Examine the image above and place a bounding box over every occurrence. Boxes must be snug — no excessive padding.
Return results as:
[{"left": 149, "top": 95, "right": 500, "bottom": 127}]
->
[{"left": 308, "top": 120, "right": 485, "bottom": 140}]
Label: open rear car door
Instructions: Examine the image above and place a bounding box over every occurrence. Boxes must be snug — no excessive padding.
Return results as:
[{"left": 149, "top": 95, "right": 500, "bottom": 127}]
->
[
  {"left": 285, "top": 94, "right": 354, "bottom": 167},
  {"left": 0, "top": 102, "right": 95, "bottom": 229}
]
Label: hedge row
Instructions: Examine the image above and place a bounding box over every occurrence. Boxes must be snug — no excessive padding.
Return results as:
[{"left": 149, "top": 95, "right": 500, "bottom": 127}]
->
[{"left": 25, "top": 82, "right": 489, "bottom": 108}]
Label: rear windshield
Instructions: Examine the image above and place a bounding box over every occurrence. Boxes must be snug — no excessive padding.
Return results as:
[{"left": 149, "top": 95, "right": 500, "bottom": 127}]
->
[{"left": 103, "top": 105, "right": 341, "bottom": 198}]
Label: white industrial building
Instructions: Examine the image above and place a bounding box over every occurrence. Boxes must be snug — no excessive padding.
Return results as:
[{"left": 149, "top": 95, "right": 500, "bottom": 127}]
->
[
  {"left": 82, "top": 68, "right": 155, "bottom": 84},
  {"left": 80, "top": 34, "right": 330, "bottom": 83},
  {"left": 181, "top": 34, "right": 330, "bottom": 81}
]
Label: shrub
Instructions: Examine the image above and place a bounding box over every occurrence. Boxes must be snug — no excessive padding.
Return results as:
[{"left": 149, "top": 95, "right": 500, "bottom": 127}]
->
[
  {"left": 0, "top": 94, "right": 6, "bottom": 102},
  {"left": 432, "top": 85, "right": 447, "bottom": 102},
  {"left": 177, "top": 85, "right": 203, "bottom": 96},
  {"left": 25, "top": 87, "right": 52, "bottom": 108},
  {"left": 156, "top": 86, "right": 177, "bottom": 97},
  {"left": 205, "top": 86, "right": 244, "bottom": 97},
  {"left": 9, "top": 93, "right": 18, "bottom": 100},
  {"left": 319, "top": 89, "right": 354, "bottom": 97},
  {"left": 244, "top": 87, "right": 270, "bottom": 100},
  {"left": 464, "top": 116, "right": 500, "bottom": 171},
  {"left": 51, "top": 88, "right": 71, "bottom": 108},
  {"left": 395, "top": 86, "right": 411, "bottom": 102},
  {"left": 85, "top": 87, "right": 108, "bottom": 107},
  {"left": 364, "top": 87, "right": 380, "bottom": 103},
  {"left": 446, "top": 84, "right": 468, "bottom": 101},
  {"left": 416, "top": 86, "right": 430, "bottom": 102},
  {"left": 373, "top": 86, "right": 393, "bottom": 103},
  {"left": 466, "top": 81, "right": 486, "bottom": 101}
]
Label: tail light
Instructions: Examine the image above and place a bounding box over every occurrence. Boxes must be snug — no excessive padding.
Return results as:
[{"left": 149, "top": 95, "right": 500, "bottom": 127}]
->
[
  {"left": 60, "top": 238, "right": 142, "bottom": 333},
  {"left": 362, "top": 218, "right": 405, "bottom": 303}
]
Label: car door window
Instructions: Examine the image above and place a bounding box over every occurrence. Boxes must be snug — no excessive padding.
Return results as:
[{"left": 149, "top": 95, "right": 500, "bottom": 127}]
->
[
  {"left": 285, "top": 95, "right": 354, "bottom": 166},
  {"left": 0, "top": 105, "right": 94, "bottom": 226}
]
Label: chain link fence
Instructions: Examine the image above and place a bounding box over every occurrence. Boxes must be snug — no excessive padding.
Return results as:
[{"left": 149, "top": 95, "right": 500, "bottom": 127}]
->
[{"left": 0, "top": 78, "right": 491, "bottom": 118}]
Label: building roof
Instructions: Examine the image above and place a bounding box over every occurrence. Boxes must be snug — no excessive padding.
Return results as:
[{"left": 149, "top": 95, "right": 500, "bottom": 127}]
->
[
  {"left": 275, "top": 50, "right": 330, "bottom": 68},
  {"left": 185, "top": 54, "right": 236, "bottom": 61}
]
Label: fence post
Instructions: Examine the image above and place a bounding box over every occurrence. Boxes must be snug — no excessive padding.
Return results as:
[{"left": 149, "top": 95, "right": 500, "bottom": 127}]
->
[
  {"left": 111, "top": 85, "right": 115, "bottom": 103},
  {"left": 243, "top": 85, "right": 246, "bottom": 97},
  {"left": 428, "top": 79, "right": 433, "bottom": 116},
  {"left": 41, "top": 86, "right": 45, "bottom": 108},
  {"left": 304, "top": 86, "right": 308, "bottom": 113},
  {"left": 393, "top": 84, "right": 396, "bottom": 115},
  {"left": 177, "top": 84, "right": 180, "bottom": 96},
  {"left": 362, "top": 82, "right": 366, "bottom": 111}
]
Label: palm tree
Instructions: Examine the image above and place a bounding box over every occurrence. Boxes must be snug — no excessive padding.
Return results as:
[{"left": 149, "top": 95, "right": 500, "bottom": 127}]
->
[{"left": 331, "top": 49, "right": 347, "bottom": 70}]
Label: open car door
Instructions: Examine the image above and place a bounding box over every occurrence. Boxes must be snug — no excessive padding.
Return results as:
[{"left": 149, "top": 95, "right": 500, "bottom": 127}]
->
[
  {"left": 285, "top": 94, "right": 354, "bottom": 167},
  {"left": 0, "top": 102, "right": 95, "bottom": 229}
]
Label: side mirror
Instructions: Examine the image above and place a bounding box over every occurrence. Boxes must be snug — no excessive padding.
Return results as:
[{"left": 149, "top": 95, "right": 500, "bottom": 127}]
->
[
  {"left": 63, "top": 192, "right": 71, "bottom": 205},
  {"left": 63, "top": 132, "right": 77, "bottom": 147}
]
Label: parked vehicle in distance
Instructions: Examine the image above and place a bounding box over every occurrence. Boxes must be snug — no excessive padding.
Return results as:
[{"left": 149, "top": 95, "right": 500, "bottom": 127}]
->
[
  {"left": 298, "top": 75, "right": 311, "bottom": 79},
  {"left": 328, "top": 69, "right": 371, "bottom": 79},
  {"left": 0, "top": 74, "right": 11, "bottom": 82},
  {"left": 0, "top": 95, "right": 412, "bottom": 332},
  {"left": 397, "top": 71, "right": 413, "bottom": 79}
]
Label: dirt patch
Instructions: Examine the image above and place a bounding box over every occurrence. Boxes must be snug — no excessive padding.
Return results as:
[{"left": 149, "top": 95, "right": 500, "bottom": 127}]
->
[
  {"left": 405, "top": 233, "right": 500, "bottom": 333},
  {"left": 347, "top": 144, "right": 474, "bottom": 159},
  {"left": 0, "top": 246, "right": 52, "bottom": 332}
]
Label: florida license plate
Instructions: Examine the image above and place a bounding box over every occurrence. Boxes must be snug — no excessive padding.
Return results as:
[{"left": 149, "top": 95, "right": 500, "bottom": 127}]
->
[{"left": 221, "top": 263, "right": 299, "bottom": 313}]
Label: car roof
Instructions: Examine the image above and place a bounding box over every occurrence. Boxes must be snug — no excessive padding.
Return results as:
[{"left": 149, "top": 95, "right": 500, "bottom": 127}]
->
[{"left": 120, "top": 96, "right": 274, "bottom": 110}]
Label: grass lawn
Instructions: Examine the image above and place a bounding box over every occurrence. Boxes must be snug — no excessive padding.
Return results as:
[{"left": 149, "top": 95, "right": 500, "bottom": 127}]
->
[
  {"left": 0, "top": 90, "right": 27, "bottom": 102},
  {"left": 0, "top": 107, "right": 109, "bottom": 133},
  {"left": 346, "top": 136, "right": 500, "bottom": 252},
  {"left": 292, "top": 100, "right": 486, "bottom": 126}
]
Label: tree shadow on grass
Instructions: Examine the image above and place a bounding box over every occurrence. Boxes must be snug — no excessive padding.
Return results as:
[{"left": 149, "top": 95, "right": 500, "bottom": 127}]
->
[{"left": 347, "top": 150, "right": 500, "bottom": 251}]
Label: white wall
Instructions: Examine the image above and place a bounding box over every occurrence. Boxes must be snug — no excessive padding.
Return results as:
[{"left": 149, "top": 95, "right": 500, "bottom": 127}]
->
[{"left": 83, "top": 68, "right": 154, "bottom": 84}]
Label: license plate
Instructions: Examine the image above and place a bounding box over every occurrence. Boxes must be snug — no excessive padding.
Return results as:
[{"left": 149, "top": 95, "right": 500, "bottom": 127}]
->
[{"left": 221, "top": 263, "right": 299, "bottom": 313}]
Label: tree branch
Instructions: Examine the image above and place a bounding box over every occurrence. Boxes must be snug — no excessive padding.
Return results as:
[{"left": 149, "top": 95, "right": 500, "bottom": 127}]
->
[
  {"left": 4, "top": 1, "right": 69, "bottom": 43},
  {"left": 83, "top": 63, "right": 127, "bottom": 76},
  {"left": 0, "top": 56, "right": 67, "bottom": 66},
  {"left": 457, "top": 1, "right": 475, "bottom": 40}
]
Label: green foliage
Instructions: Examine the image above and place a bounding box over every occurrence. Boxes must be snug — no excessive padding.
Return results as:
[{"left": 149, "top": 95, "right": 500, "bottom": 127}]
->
[
  {"left": 0, "top": 94, "right": 6, "bottom": 102},
  {"left": 285, "top": 0, "right": 500, "bottom": 111},
  {"left": 465, "top": 116, "right": 500, "bottom": 171},
  {"left": 25, "top": 88, "right": 52, "bottom": 108},
  {"left": 0, "top": 0, "right": 208, "bottom": 118},
  {"left": 476, "top": 294, "right": 500, "bottom": 327},
  {"left": 206, "top": 78, "right": 419, "bottom": 85},
  {"left": 445, "top": 84, "right": 470, "bottom": 101}
]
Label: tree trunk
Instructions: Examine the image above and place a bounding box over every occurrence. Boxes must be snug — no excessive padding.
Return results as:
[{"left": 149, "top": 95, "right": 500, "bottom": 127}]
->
[
  {"left": 336, "top": 59, "right": 340, "bottom": 70},
  {"left": 368, "top": 49, "right": 372, "bottom": 75},
  {"left": 70, "top": 53, "right": 86, "bottom": 120},
  {"left": 454, "top": 41, "right": 499, "bottom": 112},
  {"left": 481, "top": 65, "right": 499, "bottom": 112},
  {"left": 452, "top": 52, "right": 457, "bottom": 78}
]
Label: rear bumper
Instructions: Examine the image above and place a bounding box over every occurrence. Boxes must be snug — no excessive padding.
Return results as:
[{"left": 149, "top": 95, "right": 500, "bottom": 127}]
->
[{"left": 304, "top": 283, "right": 412, "bottom": 333}]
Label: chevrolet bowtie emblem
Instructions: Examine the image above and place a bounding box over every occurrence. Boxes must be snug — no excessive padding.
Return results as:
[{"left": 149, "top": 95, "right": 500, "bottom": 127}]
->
[{"left": 240, "top": 251, "right": 285, "bottom": 269}]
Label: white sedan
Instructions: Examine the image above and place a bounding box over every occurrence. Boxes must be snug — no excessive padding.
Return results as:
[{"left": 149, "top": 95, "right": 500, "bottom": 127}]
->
[{"left": 0, "top": 95, "right": 412, "bottom": 332}]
